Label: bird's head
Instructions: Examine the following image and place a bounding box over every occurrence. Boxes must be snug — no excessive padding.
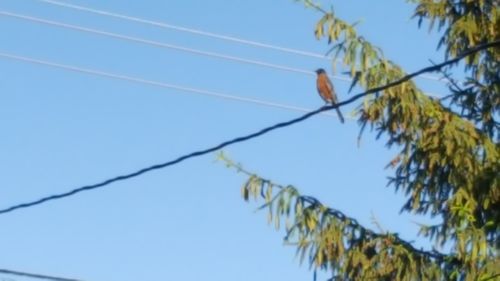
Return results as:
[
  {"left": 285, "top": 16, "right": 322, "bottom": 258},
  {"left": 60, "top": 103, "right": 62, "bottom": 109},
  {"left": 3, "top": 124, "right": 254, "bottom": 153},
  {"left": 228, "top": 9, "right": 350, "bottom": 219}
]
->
[{"left": 315, "top": 68, "right": 326, "bottom": 75}]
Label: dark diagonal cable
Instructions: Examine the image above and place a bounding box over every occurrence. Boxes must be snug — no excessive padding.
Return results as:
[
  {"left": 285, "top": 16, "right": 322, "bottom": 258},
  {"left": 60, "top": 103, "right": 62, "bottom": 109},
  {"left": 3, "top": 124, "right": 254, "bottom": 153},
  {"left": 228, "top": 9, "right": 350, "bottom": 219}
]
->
[
  {"left": 0, "top": 40, "right": 497, "bottom": 215},
  {"left": 0, "top": 269, "right": 82, "bottom": 281}
]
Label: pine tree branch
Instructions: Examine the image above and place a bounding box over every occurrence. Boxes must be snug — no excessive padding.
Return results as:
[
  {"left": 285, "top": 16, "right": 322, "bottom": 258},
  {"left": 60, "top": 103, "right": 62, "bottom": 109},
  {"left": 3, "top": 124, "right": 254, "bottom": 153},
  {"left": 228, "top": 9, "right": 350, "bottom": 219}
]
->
[{"left": 221, "top": 155, "right": 447, "bottom": 262}]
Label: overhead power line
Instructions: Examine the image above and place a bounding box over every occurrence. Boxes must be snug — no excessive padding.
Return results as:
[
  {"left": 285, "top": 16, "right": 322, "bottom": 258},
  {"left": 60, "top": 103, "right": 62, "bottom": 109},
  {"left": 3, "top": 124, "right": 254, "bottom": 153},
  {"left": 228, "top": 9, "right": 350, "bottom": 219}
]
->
[
  {"left": 0, "top": 11, "right": 350, "bottom": 82},
  {"left": 0, "top": 39, "right": 495, "bottom": 216},
  {"left": 0, "top": 11, "right": 442, "bottom": 97},
  {"left": 0, "top": 52, "right": 345, "bottom": 119},
  {"left": 0, "top": 268, "right": 83, "bottom": 281},
  {"left": 36, "top": 0, "right": 328, "bottom": 60},
  {"left": 34, "top": 0, "right": 443, "bottom": 83}
]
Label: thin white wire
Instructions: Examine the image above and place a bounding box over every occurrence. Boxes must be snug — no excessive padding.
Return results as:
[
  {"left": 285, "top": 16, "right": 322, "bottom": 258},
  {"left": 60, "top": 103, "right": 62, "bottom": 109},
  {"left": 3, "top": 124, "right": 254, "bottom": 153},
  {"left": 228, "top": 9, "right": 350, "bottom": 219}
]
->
[
  {"left": 0, "top": 51, "right": 349, "bottom": 119},
  {"left": 35, "top": 0, "right": 445, "bottom": 83},
  {"left": 0, "top": 11, "right": 441, "bottom": 97},
  {"left": 420, "top": 74, "right": 444, "bottom": 81},
  {"left": 0, "top": 11, "right": 352, "bottom": 82},
  {"left": 37, "top": 0, "right": 330, "bottom": 60}
]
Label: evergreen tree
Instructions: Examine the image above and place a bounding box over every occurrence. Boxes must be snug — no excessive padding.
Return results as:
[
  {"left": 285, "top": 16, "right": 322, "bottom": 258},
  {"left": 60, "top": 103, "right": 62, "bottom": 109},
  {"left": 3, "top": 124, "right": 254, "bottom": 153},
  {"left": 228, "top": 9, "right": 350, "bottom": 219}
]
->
[{"left": 222, "top": 1, "right": 499, "bottom": 280}]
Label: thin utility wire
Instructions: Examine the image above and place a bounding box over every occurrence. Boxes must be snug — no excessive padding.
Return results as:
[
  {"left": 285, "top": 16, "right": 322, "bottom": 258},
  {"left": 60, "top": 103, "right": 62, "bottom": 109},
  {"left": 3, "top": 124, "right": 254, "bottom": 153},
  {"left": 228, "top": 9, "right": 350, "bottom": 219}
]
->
[
  {"left": 0, "top": 52, "right": 346, "bottom": 119},
  {"left": 1, "top": 39, "right": 496, "bottom": 216},
  {"left": 34, "top": 0, "right": 444, "bottom": 83},
  {"left": 0, "top": 11, "right": 442, "bottom": 97},
  {"left": 0, "top": 11, "right": 350, "bottom": 82},
  {"left": 36, "top": 0, "right": 328, "bottom": 60}
]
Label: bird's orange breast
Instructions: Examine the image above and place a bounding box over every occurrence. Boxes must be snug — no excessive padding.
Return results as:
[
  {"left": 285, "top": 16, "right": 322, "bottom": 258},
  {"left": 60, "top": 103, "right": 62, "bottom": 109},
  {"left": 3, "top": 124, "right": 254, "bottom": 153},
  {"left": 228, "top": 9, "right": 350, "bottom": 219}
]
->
[{"left": 316, "top": 74, "right": 334, "bottom": 102}]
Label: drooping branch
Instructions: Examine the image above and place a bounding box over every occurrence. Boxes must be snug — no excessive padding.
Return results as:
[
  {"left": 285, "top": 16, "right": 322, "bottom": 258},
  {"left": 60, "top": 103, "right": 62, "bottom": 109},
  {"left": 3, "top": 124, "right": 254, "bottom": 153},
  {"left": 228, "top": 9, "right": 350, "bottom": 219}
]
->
[{"left": 218, "top": 153, "right": 446, "bottom": 261}]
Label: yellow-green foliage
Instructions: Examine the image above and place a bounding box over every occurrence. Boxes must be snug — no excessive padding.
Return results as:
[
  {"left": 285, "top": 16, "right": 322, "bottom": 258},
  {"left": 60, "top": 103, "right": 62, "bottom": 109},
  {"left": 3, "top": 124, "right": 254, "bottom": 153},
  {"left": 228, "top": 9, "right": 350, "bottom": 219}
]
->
[
  {"left": 220, "top": 150, "right": 499, "bottom": 280},
  {"left": 227, "top": 1, "right": 499, "bottom": 280}
]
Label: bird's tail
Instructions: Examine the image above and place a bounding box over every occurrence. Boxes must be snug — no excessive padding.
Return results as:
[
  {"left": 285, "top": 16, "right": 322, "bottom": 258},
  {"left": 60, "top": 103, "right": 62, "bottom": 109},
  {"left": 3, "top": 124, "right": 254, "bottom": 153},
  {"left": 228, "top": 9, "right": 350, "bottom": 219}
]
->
[{"left": 335, "top": 107, "right": 345, "bottom": 124}]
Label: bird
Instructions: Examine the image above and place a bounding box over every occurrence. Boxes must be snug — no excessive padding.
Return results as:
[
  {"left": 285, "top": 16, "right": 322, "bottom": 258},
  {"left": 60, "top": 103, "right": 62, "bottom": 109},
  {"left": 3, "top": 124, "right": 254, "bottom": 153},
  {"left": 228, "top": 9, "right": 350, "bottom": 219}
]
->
[{"left": 315, "top": 68, "right": 345, "bottom": 123}]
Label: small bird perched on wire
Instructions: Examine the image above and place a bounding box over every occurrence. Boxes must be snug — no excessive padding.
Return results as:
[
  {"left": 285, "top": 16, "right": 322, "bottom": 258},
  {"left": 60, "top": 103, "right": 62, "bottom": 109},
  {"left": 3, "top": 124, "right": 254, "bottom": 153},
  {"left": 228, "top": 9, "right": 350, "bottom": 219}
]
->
[{"left": 315, "top": 68, "right": 345, "bottom": 123}]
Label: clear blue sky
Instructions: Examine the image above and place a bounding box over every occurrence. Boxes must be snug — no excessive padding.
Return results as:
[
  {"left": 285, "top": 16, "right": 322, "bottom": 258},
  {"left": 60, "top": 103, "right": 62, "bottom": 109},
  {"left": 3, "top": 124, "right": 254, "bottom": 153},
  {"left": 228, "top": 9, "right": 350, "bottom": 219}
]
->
[{"left": 0, "top": 1, "right": 447, "bottom": 280}]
